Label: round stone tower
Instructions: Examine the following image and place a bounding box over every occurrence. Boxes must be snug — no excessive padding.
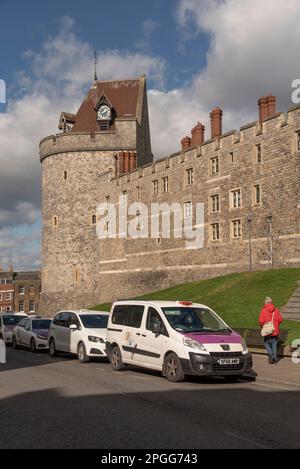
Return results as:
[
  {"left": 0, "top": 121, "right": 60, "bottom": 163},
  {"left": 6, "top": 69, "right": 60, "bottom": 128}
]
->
[{"left": 40, "top": 76, "right": 152, "bottom": 314}]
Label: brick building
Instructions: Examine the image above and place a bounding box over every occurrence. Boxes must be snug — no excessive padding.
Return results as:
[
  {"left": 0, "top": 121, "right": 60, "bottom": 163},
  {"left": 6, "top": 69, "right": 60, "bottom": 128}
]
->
[
  {"left": 0, "top": 269, "right": 41, "bottom": 314},
  {"left": 0, "top": 269, "right": 14, "bottom": 312},
  {"left": 39, "top": 76, "right": 300, "bottom": 314}
]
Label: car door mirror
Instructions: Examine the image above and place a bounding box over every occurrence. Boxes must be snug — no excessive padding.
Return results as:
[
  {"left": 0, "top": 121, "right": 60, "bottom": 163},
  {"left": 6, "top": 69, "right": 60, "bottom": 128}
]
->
[{"left": 70, "top": 324, "right": 78, "bottom": 330}]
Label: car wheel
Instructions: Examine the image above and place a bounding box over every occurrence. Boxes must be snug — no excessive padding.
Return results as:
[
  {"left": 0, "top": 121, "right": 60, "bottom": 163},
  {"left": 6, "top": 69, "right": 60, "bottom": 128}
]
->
[
  {"left": 30, "top": 338, "right": 37, "bottom": 353},
  {"left": 110, "top": 345, "right": 125, "bottom": 371},
  {"left": 164, "top": 353, "right": 185, "bottom": 383},
  {"left": 77, "top": 342, "right": 90, "bottom": 363},
  {"left": 12, "top": 335, "right": 18, "bottom": 350},
  {"left": 49, "top": 339, "right": 57, "bottom": 357}
]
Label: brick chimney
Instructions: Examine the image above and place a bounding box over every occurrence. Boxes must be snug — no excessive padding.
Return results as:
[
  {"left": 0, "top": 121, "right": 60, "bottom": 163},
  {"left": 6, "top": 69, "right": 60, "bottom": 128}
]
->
[
  {"left": 129, "top": 152, "right": 137, "bottom": 172},
  {"left": 118, "top": 151, "right": 125, "bottom": 174},
  {"left": 8, "top": 266, "right": 14, "bottom": 273},
  {"left": 181, "top": 136, "right": 191, "bottom": 152},
  {"left": 191, "top": 122, "right": 205, "bottom": 146},
  {"left": 123, "top": 151, "right": 130, "bottom": 173},
  {"left": 266, "top": 94, "right": 276, "bottom": 118},
  {"left": 210, "top": 108, "right": 223, "bottom": 139},
  {"left": 258, "top": 96, "right": 268, "bottom": 124}
]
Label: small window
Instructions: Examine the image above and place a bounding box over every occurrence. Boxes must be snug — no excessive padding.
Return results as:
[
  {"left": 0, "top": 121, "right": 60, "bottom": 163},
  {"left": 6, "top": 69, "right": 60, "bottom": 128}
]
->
[
  {"left": 136, "top": 186, "right": 140, "bottom": 200},
  {"left": 231, "top": 220, "right": 242, "bottom": 239},
  {"left": 184, "top": 201, "right": 193, "bottom": 219},
  {"left": 92, "top": 214, "right": 97, "bottom": 225},
  {"left": 297, "top": 131, "right": 300, "bottom": 151},
  {"left": 64, "top": 171, "right": 67, "bottom": 180},
  {"left": 53, "top": 216, "right": 58, "bottom": 228},
  {"left": 153, "top": 180, "right": 159, "bottom": 196},
  {"left": 105, "top": 196, "right": 111, "bottom": 207},
  {"left": 230, "top": 152, "right": 234, "bottom": 163},
  {"left": 210, "top": 194, "right": 220, "bottom": 213},
  {"left": 74, "top": 268, "right": 80, "bottom": 284},
  {"left": 253, "top": 184, "right": 262, "bottom": 205},
  {"left": 211, "top": 223, "right": 220, "bottom": 241},
  {"left": 121, "top": 191, "right": 127, "bottom": 204},
  {"left": 210, "top": 156, "right": 219, "bottom": 175},
  {"left": 230, "top": 189, "right": 242, "bottom": 209},
  {"left": 19, "top": 301, "right": 24, "bottom": 312},
  {"left": 5, "top": 293, "right": 11, "bottom": 300},
  {"left": 19, "top": 285, "right": 25, "bottom": 294},
  {"left": 29, "top": 300, "right": 35, "bottom": 312},
  {"left": 256, "top": 144, "right": 262, "bottom": 163},
  {"left": 99, "top": 121, "right": 109, "bottom": 131},
  {"left": 162, "top": 177, "right": 169, "bottom": 192},
  {"left": 186, "top": 168, "right": 194, "bottom": 186}
]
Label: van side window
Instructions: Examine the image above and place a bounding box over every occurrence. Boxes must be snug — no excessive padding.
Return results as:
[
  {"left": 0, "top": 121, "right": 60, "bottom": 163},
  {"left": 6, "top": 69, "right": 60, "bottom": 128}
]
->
[
  {"left": 126, "top": 305, "right": 144, "bottom": 328},
  {"left": 53, "top": 314, "right": 61, "bottom": 326},
  {"left": 69, "top": 313, "right": 80, "bottom": 328},
  {"left": 146, "top": 307, "right": 167, "bottom": 335},
  {"left": 60, "top": 312, "right": 70, "bottom": 328},
  {"left": 112, "top": 306, "right": 126, "bottom": 325}
]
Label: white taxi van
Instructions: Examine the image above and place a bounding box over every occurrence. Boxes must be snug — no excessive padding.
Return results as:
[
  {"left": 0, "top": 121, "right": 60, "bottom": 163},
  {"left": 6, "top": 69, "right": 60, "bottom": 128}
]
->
[
  {"left": 106, "top": 300, "right": 253, "bottom": 382},
  {"left": 0, "top": 313, "right": 28, "bottom": 344}
]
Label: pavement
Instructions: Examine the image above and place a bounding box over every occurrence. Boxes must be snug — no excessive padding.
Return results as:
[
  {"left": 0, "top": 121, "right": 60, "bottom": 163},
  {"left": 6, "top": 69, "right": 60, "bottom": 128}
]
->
[{"left": 0, "top": 348, "right": 299, "bottom": 449}]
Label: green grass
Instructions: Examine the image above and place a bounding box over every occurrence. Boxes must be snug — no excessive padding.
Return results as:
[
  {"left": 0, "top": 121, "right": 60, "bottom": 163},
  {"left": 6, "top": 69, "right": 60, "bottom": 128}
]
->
[{"left": 92, "top": 268, "right": 300, "bottom": 345}]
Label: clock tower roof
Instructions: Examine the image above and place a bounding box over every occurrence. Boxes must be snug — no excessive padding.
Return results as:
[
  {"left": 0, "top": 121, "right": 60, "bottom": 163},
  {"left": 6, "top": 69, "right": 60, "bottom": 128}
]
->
[{"left": 65, "top": 76, "right": 146, "bottom": 132}]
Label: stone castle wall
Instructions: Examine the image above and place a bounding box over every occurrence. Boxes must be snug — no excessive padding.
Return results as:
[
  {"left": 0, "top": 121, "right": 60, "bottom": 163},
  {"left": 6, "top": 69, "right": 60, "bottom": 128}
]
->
[{"left": 40, "top": 104, "right": 300, "bottom": 315}]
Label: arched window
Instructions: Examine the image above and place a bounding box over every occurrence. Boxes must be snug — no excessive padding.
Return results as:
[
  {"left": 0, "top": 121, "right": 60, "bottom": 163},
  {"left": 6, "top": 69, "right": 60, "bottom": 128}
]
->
[
  {"left": 52, "top": 216, "right": 58, "bottom": 227},
  {"left": 92, "top": 214, "right": 97, "bottom": 225}
]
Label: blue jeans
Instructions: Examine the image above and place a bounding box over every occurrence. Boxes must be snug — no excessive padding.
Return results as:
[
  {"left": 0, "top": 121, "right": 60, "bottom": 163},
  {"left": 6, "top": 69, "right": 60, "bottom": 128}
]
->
[{"left": 264, "top": 336, "right": 278, "bottom": 361}]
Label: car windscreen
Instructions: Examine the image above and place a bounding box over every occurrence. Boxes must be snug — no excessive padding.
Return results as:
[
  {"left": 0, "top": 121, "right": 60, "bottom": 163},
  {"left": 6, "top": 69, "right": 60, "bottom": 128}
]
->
[
  {"left": 32, "top": 319, "right": 52, "bottom": 330},
  {"left": 161, "top": 307, "right": 229, "bottom": 333},
  {"left": 79, "top": 314, "right": 109, "bottom": 329},
  {"left": 2, "top": 315, "right": 26, "bottom": 326}
]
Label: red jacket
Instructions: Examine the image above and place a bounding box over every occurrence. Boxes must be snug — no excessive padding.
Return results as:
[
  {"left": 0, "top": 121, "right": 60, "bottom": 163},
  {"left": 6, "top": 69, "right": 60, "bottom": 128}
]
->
[{"left": 259, "top": 303, "right": 283, "bottom": 337}]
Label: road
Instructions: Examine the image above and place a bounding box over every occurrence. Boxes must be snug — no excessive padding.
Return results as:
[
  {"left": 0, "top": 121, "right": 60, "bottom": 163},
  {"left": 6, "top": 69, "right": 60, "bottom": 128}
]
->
[{"left": 0, "top": 348, "right": 299, "bottom": 449}]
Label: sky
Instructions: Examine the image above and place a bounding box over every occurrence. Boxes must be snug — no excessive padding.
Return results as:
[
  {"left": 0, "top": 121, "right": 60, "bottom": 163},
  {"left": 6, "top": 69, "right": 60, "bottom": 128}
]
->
[{"left": 0, "top": 0, "right": 299, "bottom": 271}]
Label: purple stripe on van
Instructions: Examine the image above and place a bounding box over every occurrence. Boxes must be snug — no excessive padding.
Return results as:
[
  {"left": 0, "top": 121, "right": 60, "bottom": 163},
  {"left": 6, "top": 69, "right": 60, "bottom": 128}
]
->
[{"left": 183, "top": 331, "right": 242, "bottom": 344}]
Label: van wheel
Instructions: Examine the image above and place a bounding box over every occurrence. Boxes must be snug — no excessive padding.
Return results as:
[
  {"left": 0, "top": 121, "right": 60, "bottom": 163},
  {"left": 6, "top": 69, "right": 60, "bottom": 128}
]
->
[
  {"left": 111, "top": 345, "right": 125, "bottom": 371},
  {"left": 12, "top": 335, "right": 18, "bottom": 350},
  {"left": 78, "top": 343, "right": 90, "bottom": 363},
  {"left": 49, "top": 339, "right": 57, "bottom": 357},
  {"left": 30, "top": 338, "right": 37, "bottom": 353},
  {"left": 164, "top": 353, "right": 185, "bottom": 382}
]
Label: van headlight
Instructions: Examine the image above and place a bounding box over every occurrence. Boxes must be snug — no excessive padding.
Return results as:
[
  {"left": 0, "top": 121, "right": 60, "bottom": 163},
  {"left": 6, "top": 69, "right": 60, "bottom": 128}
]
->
[
  {"left": 88, "top": 336, "right": 105, "bottom": 344},
  {"left": 241, "top": 338, "right": 248, "bottom": 353},
  {"left": 183, "top": 337, "right": 207, "bottom": 352}
]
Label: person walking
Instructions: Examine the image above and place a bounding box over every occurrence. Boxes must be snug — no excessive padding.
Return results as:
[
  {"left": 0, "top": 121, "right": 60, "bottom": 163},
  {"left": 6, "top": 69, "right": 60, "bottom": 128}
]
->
[{"left": 259, "top": 297, "right": 283, "bottom": 364}]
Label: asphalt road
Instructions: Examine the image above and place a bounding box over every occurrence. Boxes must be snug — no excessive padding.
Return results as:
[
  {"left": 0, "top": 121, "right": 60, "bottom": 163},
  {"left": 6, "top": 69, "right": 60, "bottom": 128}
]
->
[{"left": 0, "top": 348, "right": 299, "bottom": 449}]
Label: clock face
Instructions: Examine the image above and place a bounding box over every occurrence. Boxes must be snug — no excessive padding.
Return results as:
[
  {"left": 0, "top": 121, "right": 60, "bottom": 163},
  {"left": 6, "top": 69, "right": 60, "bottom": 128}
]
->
[{"left": 97, "top": 105, "right": 111, "bottom": 121}]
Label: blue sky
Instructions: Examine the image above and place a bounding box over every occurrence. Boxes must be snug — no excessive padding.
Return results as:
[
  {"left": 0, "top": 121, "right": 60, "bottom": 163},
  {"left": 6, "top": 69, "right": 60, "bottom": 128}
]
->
[{"left": 0, "top": 0, "right": 299, "bottom": 271}]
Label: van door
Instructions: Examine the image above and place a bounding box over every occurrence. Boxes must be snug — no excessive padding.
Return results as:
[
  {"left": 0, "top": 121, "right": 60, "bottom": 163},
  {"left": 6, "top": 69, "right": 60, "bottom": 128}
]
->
[
  {"left": 55, "top": 312, "right": 71, "bottom": 351},
  {"left": 135, "top": 306, "right": 167, "bottom": 370},
  {"left": 117, "top": 304, "right": 145, "bottom": 364},
  {"left": 69, "top": 313, "right": 81, "bottom": 354}
]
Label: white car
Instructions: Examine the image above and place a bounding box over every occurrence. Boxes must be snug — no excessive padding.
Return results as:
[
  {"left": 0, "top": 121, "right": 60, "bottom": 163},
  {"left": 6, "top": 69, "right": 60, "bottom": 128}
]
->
[
  {"left": 0, "top": 313, "right": 28, "bottom": 344},
  {"left": 12, "top": 317, "right": 52, "bottom": 352},
  {"left": 48, "top": 310, "right": 109, "bottom": 362},
  {"left": 106, "top": 300, "right": 253, "bottom": 382}
]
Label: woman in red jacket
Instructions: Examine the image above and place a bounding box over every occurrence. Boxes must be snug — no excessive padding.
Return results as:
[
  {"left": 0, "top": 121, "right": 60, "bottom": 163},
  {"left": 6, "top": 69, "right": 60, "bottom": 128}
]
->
[{"left": 259, "top": 297, "right": 283, "bottom": 364}]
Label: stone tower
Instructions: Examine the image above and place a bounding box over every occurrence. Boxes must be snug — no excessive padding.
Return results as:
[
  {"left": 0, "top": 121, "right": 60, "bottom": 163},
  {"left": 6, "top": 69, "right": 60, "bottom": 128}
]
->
[{"left": 40, "top": 76, "right": 152, "bottom": 314}]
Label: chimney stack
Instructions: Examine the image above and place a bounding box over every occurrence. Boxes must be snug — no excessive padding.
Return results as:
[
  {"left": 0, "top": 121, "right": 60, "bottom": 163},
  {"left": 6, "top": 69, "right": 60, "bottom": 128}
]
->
[
  {"left": 181, "top": 136, "right": 191, "bottom": 152},
  {"left": 191, "top": 122, "right": 205, "bottom": 146},
  {"left": 8, "top": 266, "right": 13, "bottom": 273},
  {"left": 129, "top": 151, "right": 137, "bottom": 172},
  {"left": 118, "top": 151, "right": 125, "bottom": 174},
  {"left": 258, "top": 95, "right": 276, "bottom": 124},
  {"left": 123, "top": 151, "right": 130, "bottom": 173},
  {"left": 266, "top": 94, "right": 276, "bottom": 118},
  {"left": 210, "top": 108, "right": 223, "bottom": 139}
]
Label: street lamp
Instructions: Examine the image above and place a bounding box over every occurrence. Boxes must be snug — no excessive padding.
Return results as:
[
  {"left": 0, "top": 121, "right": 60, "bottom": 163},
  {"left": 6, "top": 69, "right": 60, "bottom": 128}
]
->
[
  {"left": 267, "top": 214, "right": 273, "bottom": 269},
  {"left": 247, "top": 212, "right": 253, "bottom": 272}
]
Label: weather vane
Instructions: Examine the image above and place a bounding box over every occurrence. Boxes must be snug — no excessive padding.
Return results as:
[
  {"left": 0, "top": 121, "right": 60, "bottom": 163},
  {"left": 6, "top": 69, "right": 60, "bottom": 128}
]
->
[{"left": 94, "top": 50, "right": 98, "bottom": 81}]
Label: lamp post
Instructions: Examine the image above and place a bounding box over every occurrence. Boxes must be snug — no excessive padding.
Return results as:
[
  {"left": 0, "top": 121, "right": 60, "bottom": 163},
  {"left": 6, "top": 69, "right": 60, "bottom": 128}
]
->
[
  {"left": 267, "top": 215, "right": 273, "bottom": 269},
  {"left": 247, "top": 212, "right": 253, "bottom": 272}
]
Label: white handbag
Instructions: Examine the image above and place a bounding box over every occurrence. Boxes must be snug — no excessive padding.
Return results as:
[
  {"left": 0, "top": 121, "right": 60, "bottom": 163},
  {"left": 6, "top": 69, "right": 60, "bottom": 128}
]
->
[{"left": 261, "top": 312, "right": 275, "bottom": 337}]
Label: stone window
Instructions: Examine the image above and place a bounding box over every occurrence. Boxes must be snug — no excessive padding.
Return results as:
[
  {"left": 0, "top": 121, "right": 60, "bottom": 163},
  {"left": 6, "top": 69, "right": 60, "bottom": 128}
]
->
[
  {"left": 136, "top": 186, "right": 140, "bottom": 200},
  {"left": 153, "top": 180, "right": 159, "bottom": 196},
  {"left": 52, "top": 216, "right": 58, "bottom": 228},
  {"left": 231, "top": 219, "right": 242, "bottom": 239},
  {"left": 211, "top": 223, "right": 220, "bottom": 241},
  {"left": 230, "top": 152, "right": 234, "bottom": 163},
  {"left": 163, "top": 177, "right": 169, "bottom": 192},
  {"left": 64, "top": 171, "right": 67, "bottom": 180},
  {"left": 253, "top": 184, "right": 262, "bottom": 205},
  {"left": 297, "top": 131, "right": 300, "bottom": 151},
  {"left": 230, "top": 189, "right": 242, "bottom": 209},
  {"left": 184, "top": 201, "right": 193, "bottom": 219},
  {"left": 5, "top": 292, "right": 11, "bottom": 300},
  {"left": 19, "top": 300, "right": 24, "bottom": 312},
  {"left": 210, "top": 194, "right": 220, "bottom": 213},
  {"left": 19, "top": 285, "right": 25, "bottom": 294},
  {"left": 186, "top": 168, "right": 194, "bottom": 185},
  {"left": 29, "top": 300, "right": 35, "bottom": 312},
  {"left": 74, "top": 268, "right": 80, "bottom": 284},
  {"left": 256, "top": 144, "right": 262, "bottom": 163},
  {"left": 210, "top": 156, "right": 219, "bottom": 175},
  {"left": 92, "top": 214, "right": 97, "bottom": 225}
]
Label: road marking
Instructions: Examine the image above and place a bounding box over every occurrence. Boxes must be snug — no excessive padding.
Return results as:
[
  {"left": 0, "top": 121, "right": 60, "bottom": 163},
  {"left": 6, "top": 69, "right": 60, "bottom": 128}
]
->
[{"left": 222, "top": 430, "right": 272, "bottom": 449}]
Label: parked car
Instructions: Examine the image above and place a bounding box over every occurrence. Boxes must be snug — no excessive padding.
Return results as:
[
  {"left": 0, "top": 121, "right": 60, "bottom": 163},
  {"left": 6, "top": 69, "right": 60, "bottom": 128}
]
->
[
  {"left": 12, "top": 317, "right": 52, "bottom": 352},
  {"left": 0, "top": 313, "right": 28, "bottom": 344},
  {"left": 106, "top": 300, "right": 253, "bottom": 382},
  {"left": 48, "top": 310, "right": 109, "bottom": 362}
]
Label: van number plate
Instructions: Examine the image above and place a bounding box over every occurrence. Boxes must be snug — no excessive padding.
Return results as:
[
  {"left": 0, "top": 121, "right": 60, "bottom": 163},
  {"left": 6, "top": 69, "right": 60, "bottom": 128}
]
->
[{"left": 218, "top": 358, "right": 240, "bottom": 365}]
